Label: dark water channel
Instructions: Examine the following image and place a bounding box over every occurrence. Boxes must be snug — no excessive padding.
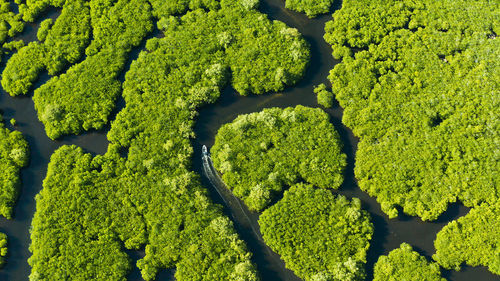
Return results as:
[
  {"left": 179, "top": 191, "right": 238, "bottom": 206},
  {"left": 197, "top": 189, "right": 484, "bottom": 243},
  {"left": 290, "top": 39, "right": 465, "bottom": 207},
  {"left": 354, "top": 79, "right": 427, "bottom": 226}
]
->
[{"left": 0, "top": 0, "right": 497, "bottom": 281}]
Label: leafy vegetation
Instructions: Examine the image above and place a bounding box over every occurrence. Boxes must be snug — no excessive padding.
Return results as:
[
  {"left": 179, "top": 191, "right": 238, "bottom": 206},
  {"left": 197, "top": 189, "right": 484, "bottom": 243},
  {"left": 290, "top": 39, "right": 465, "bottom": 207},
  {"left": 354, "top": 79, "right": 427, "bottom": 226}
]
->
[
  {"left": 0, "top": 0, "right": 24, "bottom": 42},
  {"left": 433, "top": 201, "right": 500, "bottom": 275},
  {"left": 285, "top": 0, "right": 334, "bottom": 18},
  {"left": 259, "top": 184, "right": 373, "bottom": 281},
  {"left": 4, "top": 0, "right": 308, "bottom": 140},
  {"left": 0, "top": 232, "right": 6, "bottom": 267},
  {"left": 0, "top": 116, "right": 29, "bottom": 219},
  {"left": 29, "top": 0, "right": 309, "bottom": 280},
  {"left": 324, "top": 0, "right": 500, "bottom": 220},
  {"left": 374, "top": 243, "right": 445, "bottom": 281},
  {"left": 0, "top": 0, "right": 25, "bottom": 62},
  {"left": 211, "top": 106, "right": 346, "bottom": 211},
  {"left": 3, "top": 0, "right": 153, "bottom": 139},
  {"left": 314, "top": 83, "right": 333, "bottom": 108},
  {"left": 2, "top": 0, "right": 90, "bottom": 96}
]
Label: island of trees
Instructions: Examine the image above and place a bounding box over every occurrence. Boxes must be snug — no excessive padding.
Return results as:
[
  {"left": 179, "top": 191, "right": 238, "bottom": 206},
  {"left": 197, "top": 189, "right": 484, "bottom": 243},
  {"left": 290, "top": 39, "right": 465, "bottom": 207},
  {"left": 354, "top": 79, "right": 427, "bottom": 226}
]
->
[
  {"left": 434, "top": 201, "right": 500, "bottom": 275},
  {"left": 0, "top": 115, "right": 29, "bottom": 219},
  {"left": 260, "top": 184, "right": 373, "bottom": 281},
  {"left": 373, "top": 243, "right": 445, "bottom": 281},
  {"left": 212, "top": 106, "right": 346, "bottom": 211}
]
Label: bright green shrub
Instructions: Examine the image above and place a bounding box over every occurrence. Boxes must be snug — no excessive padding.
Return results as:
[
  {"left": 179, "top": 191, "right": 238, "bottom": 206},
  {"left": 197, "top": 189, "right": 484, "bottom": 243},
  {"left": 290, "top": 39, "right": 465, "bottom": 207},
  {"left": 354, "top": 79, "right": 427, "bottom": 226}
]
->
[{"left": 314, "top": 83, "right": 334, "bottom": 108}]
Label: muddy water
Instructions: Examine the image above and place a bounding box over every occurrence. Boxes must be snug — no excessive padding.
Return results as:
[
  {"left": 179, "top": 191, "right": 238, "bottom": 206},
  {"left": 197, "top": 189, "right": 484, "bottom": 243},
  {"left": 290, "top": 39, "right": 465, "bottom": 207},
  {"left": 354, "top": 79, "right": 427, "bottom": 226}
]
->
[{"left": 0, "top": 0, "right": 496, "bottom": 281}]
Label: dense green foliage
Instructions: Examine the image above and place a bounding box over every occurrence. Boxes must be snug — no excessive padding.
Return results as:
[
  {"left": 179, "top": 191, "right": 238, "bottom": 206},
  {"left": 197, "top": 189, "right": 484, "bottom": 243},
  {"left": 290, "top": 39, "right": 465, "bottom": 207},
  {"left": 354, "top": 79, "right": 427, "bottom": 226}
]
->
[
  {"left": 2, "top": 0, "right": 90, "bottom": 96},
  {"left": 0, "top": 232, "right": 8, "bottom": 268},
  {"left": 0, "top": 232, "right": 6, "bottom": 267},
  {"left": 0, "top": 0, "right": 24, "bottom": 43},
  {"left": 0, "top": 117, "right": 29, "bottom": 219},
  {"left": 433, "top": 201, "right": 500, "bottom": 275},
  {"left": 374, "top": 243, "right": 445, "bottom": 281},
  {"left": 4, "top": 0, "right": 308, "bottom": 140},
  {"left": 30, "top": 146, "right": 258, "bottom": 280},
  {"left": 0, "top": 0, "right": 25, "bottom": 62},
  {"left": 211, "top": 106, "right": 346, "bottom": 211},
  {"left": 314, "top": 83, "right": 333, "bottom": 108},
  {"left": 260, "top": 184, "right": 373, "bottom": 281},
  {"left": 324, "top": 0, "right": 500, "bottom": 220},
  {"left": 285, "top": 0, "right": 334, "bottom": 18},
  {"left": 3, "top": 0, "right": 152, "bottom": 139},
  {"left": 29, "top": 0, "right": 309, "bottom": 280}
]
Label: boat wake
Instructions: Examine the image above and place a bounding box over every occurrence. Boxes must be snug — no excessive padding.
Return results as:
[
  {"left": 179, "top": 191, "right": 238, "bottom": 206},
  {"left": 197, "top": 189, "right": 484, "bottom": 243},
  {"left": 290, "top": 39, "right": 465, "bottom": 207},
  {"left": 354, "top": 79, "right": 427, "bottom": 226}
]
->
[{"left": 201, "top": 145, "right": 264, "bottom": 242}]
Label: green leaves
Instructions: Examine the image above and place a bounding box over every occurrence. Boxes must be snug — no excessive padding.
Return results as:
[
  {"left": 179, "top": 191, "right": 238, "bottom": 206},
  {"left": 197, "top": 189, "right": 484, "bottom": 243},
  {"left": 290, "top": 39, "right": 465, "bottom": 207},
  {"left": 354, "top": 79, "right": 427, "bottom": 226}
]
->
[
  {"left": 259, "top": 184, "right": 373, "bottom": 281},
  {"left": 433, "top": 201, "right": 500, "bottom": 275},
  {"left": 374, "top": 243, "right": 445, "bottom": 281},
  {"left": 0, "top": 232, "right": 7, "bottom": 268},
  {"left": 0, "top": 118, "right": 29, "bottom": 219},
  {"left": 314, "top": 83, "right": 334, "bottom": 108},
  {"left": 212, "top": 106, "right": 347, "bottom": 211},
  {"left": 285, "top": 0, "right": 335, "bottom": 18},
  {"left": 325, "top": 0, "right": 500, "bottom": 220}
]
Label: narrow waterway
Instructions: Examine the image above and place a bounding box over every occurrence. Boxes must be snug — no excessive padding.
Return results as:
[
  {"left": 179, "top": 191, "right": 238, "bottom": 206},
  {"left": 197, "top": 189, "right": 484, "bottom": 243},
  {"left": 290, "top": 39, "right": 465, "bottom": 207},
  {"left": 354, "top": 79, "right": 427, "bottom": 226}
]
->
[{"left": 0, "top": 1, "right": 496, "bottom": 281}]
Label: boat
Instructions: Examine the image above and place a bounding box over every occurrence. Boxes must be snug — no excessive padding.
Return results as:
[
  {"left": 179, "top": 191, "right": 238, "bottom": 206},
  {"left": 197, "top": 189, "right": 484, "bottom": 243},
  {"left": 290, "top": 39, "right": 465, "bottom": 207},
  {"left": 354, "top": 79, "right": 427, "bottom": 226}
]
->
[{"left": 202, "top": 145, "right": 208, "bottom": 157}]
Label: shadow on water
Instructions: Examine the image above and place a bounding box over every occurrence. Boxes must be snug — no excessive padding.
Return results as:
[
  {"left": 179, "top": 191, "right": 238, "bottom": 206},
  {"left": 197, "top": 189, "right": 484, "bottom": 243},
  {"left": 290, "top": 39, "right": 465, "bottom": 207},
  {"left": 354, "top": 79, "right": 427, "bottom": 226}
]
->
[{"left": 0, "top": 0, "right": 497, "bottom": 281}]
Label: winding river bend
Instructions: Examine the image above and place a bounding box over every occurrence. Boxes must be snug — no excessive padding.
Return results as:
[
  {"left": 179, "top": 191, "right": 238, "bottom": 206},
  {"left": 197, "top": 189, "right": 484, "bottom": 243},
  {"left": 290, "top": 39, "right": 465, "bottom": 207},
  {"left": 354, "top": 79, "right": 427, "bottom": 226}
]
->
[{"left": 0, "top": 0, "right": 496, "bottom": 281}]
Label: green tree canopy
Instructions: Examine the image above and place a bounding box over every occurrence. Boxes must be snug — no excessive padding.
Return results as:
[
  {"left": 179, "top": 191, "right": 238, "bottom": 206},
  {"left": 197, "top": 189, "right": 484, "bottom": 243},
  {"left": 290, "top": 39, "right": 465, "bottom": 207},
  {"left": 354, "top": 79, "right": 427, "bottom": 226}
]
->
[
  {"left": 324, "top": 0, "right": 499, "bottom": 220},
  {"left": 0, "top": 0, "right": 25, "bottom": 63},
  {"left": 259, "top": 184, "right": 373, "bottom": 281},
  {"left": 433, "top": 201, "right": 500, "bottom": 276},
  {"left": 0, "top": 232, "right": 7, "bottom": 267},
  {"left": 211, "top": 106, "right": 346, "bottom": 211},
  {"left": 285, "top": 0, "right": 335, "bottom": 18},
  {"left": 0, "top": 116, "right": 29, "bottom": 219},
  {"left": 374, "top": 243, "right": 445, "bottom": 281},
  {"left": 314, "top": 83, "right": 334, "bottom": 108}
]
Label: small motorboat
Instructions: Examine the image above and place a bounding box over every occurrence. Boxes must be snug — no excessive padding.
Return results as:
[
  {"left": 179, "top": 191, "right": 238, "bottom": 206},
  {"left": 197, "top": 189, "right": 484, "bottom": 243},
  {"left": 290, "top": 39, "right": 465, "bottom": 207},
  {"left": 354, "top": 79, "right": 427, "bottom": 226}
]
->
[{"left": 202, "top": 145, "right": 208, "bottom": 157}]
